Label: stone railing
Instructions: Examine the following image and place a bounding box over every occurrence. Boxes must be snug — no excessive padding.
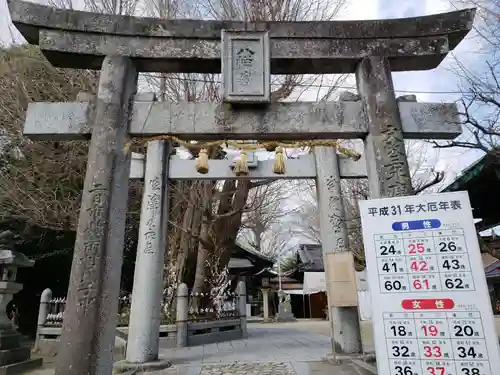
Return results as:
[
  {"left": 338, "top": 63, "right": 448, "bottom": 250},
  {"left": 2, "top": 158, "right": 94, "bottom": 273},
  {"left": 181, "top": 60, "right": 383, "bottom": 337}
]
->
[
  {"left": 35, "top": 281, "right": 247, "bottom": 356},
  {"left": 176, "top": 282, "right": 246, "bottom": 347}
]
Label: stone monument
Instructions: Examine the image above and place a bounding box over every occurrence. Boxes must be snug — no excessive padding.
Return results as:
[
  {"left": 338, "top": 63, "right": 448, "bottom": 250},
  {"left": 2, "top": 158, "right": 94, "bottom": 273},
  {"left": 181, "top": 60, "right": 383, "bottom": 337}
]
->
[{"left": 0, "top": 230, "right": 42, "bottom": 374}]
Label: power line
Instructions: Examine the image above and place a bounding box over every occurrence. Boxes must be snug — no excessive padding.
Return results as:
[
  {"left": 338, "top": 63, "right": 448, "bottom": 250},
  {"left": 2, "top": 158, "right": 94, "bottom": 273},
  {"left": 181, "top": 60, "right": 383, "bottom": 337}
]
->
[
  {"left": 154, "top": 75, "right": 496, "bottom": 95},
  {"left": 2, "top": 49, "right": 496, "bottom": 96}
]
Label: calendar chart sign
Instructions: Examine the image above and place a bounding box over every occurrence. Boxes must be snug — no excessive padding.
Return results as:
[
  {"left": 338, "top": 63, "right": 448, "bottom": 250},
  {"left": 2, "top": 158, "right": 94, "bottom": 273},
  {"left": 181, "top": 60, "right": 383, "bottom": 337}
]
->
[{"left": 359, "top": 191, "right": 500, "bottom": 375}]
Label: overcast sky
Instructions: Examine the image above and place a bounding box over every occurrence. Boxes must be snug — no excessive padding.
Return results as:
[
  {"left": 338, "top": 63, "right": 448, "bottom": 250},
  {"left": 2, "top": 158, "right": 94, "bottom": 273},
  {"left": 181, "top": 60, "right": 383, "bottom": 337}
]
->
[
  {"left": 340, "top": 0, "right": 487, "bottom": 183},
  {"left": 0, "top": 0, "right": 488, "bottom": 183}
]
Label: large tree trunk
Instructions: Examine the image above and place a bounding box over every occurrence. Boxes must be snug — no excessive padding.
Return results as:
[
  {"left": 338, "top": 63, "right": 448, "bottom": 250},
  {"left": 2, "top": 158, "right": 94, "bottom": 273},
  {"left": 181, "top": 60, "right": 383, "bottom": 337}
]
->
[
  {"left": 192, "top": 181, "right": 215, "bottom": 296},
  {"left": 176, "top": 182, "right": 202, "bottom": 284},
  {"left": 166, "top": 180, "right": 188, "bottom": 273},
  {"left": 167, "top": 175, "right": 268, "bottom": 304},
  {"left": 214, "top": 180, "right": 252, "bottom": 272},
  {"left": 192, "top": 224, "right": 210, "bottom": 294}
]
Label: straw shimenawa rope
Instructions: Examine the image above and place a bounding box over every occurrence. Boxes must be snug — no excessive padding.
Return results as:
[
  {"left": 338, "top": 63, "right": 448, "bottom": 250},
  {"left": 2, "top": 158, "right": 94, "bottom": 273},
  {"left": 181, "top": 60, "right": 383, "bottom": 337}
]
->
[
  {"left": 124, "top": 136, "right": 361, "bottom": 175},
  {"left": 195, "top": 148, "right": 209, "bottom": 174},
  {"left": 234, "top": 150, "right": 249, "bottom": 176},
  {"left": 272, "top": 146, "right": 286, "bottom": 174}
]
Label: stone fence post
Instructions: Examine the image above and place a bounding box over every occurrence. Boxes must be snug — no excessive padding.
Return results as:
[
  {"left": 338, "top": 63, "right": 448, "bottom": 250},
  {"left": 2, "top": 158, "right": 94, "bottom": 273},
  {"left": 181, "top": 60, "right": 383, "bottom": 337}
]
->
[
  {"left": 176, "top": 283, "right": 188, "bottom": 348},
  {"left": 34, "top": 288, "right": 52, "bottom": 351},
  {"left": 237, "top": 280, "right": 247, "bottom": 338}
]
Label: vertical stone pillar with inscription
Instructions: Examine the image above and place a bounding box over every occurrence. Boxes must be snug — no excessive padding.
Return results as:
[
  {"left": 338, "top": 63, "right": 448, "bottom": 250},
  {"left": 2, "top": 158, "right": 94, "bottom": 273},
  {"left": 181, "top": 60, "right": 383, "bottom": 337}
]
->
[
  {"left": 55, "top": 56, "right": 137, "bottom": 375},
  {"left": 122, "top": 140, "right": 172, "bottom": 369},
  {"left": 314, "top": 146, "right": 362, "bottom": 354},
  {"left": 356, "top": 56, "right": 413, "bottom": 198}
]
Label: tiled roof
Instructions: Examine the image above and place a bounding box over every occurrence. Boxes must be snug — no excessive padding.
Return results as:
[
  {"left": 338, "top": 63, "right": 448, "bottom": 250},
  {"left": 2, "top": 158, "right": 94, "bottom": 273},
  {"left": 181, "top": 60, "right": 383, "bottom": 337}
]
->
[
  {"left": 482, "top": 253, "right": 499, "bottom": 269},
  {"left": 234, "top": 241, "right": 275, "bottom": 263}
]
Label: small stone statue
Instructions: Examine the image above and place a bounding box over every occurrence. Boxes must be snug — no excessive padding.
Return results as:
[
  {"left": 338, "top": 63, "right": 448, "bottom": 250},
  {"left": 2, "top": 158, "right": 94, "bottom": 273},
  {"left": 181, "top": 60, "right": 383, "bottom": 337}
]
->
[
  {"left": 283, "top": 294, "right": 292, "bottom": 312},
  {"left": 8, "top": 304, "right": 19, "bottom": 329},
  {"left": 276, "top": 292, "right": 295, "bottom": 322}
]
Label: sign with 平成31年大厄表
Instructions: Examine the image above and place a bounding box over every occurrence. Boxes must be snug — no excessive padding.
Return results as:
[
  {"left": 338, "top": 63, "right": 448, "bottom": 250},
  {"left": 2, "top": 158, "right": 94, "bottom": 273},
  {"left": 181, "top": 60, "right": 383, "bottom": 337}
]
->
[{"left": 359, "top": 191, "right": 500, "bottom": 375}]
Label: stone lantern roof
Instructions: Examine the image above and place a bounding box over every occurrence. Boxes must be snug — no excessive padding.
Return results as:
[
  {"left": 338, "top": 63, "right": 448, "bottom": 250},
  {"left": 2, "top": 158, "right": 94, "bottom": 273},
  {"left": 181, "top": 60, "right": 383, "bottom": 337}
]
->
[
  {"left": 0, "top": 231, "right": 34, "bottom": 268},
  {"left": 0, "top": 250, "right": 34, "bottom": 268}
]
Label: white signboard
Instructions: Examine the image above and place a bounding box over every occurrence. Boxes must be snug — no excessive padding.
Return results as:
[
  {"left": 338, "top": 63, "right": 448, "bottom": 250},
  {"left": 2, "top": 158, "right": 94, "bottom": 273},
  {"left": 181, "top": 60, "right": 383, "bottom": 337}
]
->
[{"left": 359, "top": 191, "right": 500, "bottom": 375}]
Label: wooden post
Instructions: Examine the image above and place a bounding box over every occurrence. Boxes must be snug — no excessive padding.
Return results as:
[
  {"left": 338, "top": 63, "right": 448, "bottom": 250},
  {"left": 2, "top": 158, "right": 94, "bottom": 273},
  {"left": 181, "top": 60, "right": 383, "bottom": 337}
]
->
[
  {"left": 54, "top": 56, "right": 137, "bottom": 375},
  {"left": 314, "top": 146, "right": 362, "bottom": 354},
  {"left": 356, "top": 56, "right": 413, "bottom": 198},
  {"left": 176, "top": 283, "right": 188, "bottom": 348}
]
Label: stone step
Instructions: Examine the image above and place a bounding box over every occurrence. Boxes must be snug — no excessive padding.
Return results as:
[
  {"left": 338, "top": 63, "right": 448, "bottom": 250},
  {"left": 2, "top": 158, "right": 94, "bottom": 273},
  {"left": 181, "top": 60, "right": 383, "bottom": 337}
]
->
[
  {"left": 0, "top": 347, "right": 31, "bottom": 366},
  {"left": 0, "top": 334, "right": 20, "bottom": 351},
  {"left": 0, "top": 331, "right": 32, "bottom": 351},
  {"left": 19, "top": 335, "right": 32, "bottom": 345},
  {"left": 0, "top": 357, "right": 43, "bottom": 375},
  {"left": 350, "top": 359, "right": 377, "bottom": 375}
]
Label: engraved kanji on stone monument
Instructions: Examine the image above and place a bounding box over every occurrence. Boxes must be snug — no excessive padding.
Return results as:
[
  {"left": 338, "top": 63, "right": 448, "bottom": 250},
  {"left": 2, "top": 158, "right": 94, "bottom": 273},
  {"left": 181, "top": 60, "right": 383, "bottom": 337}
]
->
[
  {"left": 234, "top": 47, "right": 255, "bottom": 86},
  {"left": 222, "top": 31, "right": 270, "bottom": 103}
]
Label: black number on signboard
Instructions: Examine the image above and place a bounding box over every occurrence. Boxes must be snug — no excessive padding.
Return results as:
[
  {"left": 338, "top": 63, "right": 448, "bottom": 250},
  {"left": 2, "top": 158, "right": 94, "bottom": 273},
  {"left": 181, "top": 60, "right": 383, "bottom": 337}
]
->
[
  {"left": 382, "top": 263, "right": 397, "bottom": 272},
  {"left": 391, "top": 205, "right": 402, "bottom": 215},
  {"left": 395, "top": 366, "right": 413, "bottom": 375},
  {"left": 457, "top": 346, "right": 477, "bottom": 358},
  {"left": 390, "top": 325, "right": 407, "bottom": 337},
  {"left": 462, "top": 368, "right": 480, "bottom": 375},
  {"left": 445, "top": 278, "right": 465, "bottom": 289},
  {"left": 454, "top": 325, "right": 474, "bottom": 337},
  {"left": 384, "top": 281, "right": 402, "bottom": 291},
  {"left": 442, "top": 259, "right": 460, "bottom": 270},
  {"left": 392, "top": 345, "right": 410, "bottom": 357},
  {"left": 380, "top": 245, "right": 396, "bottom": 256},
  {"left": 439, "top": 241, "right": 457, "bottom": 252}
]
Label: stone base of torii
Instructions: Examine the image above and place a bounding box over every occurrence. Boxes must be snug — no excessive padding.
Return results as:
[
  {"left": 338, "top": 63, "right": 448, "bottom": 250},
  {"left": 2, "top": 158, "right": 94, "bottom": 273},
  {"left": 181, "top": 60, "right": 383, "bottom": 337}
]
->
[{"left": 7, "top": 1, "right": 474, "bottom": 374}]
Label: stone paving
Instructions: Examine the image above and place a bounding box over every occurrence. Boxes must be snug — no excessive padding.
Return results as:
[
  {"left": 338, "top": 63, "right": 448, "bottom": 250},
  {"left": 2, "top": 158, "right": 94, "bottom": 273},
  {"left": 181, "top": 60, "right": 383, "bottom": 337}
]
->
[
  {"left": 145, "top": 321, "right": 368, "bottom": 375},
  {"left": 199, "top": 362, "right": 296, "bottom": 375},
  {"left": 145, "top": 361, "right": 371, "bottom": 375},
  {"left": 144, "top": 361, "right": 369, "bottom": 375},
  {"left": 24, "top": 321, "right": 373, "bottom": 375},
  {"left": 161, "top": 324, "right": 331, "bottom": 365}
]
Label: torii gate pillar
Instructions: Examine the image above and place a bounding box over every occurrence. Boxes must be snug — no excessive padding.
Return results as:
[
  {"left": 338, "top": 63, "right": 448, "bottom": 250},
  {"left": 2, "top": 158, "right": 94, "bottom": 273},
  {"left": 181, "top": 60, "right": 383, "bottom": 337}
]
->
[
  {"left": 56, "top": 56, "right": 137, "bottom": 375},
  {"left": 357, "top": 56, "right": 414, "bottom": 198}
]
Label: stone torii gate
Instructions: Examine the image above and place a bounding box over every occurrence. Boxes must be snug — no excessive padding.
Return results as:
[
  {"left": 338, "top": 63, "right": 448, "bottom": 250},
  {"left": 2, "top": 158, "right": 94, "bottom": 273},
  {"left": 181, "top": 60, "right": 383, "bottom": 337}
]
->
[{"left": 9, "top": 1, "right": 474, "bottom": 374}]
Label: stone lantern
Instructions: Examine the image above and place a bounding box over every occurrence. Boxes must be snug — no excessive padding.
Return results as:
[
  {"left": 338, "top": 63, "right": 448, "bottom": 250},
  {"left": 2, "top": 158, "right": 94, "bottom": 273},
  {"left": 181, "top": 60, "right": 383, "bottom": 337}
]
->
[
  {"left": 0, "top": 231, "right": 42, "bottom": 373},
  {"left": 261, "top": 275, "right": 270, "bottom": 288},
  {"left": 254, "top": 269, "right": 275, "bottom": 322},
  {"left": 260, "top": 275, "right": 271, "bottom": 322}
]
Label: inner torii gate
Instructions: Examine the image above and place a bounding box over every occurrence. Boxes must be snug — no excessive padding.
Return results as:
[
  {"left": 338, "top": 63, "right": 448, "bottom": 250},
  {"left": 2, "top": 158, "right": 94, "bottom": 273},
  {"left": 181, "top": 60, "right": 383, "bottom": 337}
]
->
[{"left": 9, "top": 1, "right": 474, "bottom": 374}]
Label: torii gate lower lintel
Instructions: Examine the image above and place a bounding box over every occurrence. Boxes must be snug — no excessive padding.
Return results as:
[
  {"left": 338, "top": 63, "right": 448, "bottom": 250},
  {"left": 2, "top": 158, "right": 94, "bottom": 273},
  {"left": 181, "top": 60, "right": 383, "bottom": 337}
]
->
[
  {"left": 24, "top": 96, "right": 461, "bottom": 141},
  {"left": 8, "top": 1, "right": 475, "bottom": 374}
]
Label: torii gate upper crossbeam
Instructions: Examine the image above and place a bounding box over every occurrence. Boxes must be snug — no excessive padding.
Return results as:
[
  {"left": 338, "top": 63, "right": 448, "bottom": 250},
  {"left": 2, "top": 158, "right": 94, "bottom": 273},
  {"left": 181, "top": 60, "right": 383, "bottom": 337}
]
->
[{"left": 8, "top": 0, "right": 475, "bottom": 73}]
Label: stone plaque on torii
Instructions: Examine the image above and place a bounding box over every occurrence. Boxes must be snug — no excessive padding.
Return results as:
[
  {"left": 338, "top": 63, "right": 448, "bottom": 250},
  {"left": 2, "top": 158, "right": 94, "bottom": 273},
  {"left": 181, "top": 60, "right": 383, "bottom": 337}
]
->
[{"left": 8, "top": 1, "right": 474, "bottom": 374}]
